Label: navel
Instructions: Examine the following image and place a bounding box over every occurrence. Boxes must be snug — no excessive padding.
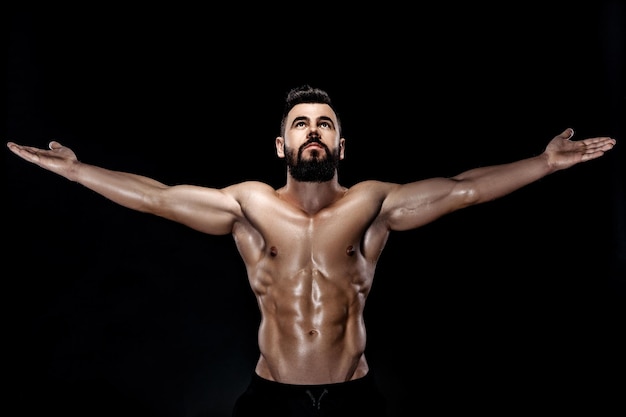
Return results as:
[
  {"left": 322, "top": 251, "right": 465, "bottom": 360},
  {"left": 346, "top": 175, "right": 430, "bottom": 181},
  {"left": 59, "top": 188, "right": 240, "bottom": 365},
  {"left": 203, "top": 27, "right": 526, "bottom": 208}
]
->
[
  {"left": 346, "top": 245, "right": 355, "bottom": 256},
  {"left": 308, "top": 329, "right": 319, "bottom": 336},
  {"left": 270, "top": 246, "right": 278, "bottom": 257}
]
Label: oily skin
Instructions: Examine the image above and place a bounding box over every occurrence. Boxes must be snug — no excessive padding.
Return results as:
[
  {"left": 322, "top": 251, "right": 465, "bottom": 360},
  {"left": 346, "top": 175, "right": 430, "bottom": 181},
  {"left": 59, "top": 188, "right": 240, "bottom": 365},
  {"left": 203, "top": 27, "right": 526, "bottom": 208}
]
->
[
  {"left": 238, "top": 103, "right": 379, "bottom": 383},
  {"left": 6, "top": 103, "right": 617, "bottom": 385}
]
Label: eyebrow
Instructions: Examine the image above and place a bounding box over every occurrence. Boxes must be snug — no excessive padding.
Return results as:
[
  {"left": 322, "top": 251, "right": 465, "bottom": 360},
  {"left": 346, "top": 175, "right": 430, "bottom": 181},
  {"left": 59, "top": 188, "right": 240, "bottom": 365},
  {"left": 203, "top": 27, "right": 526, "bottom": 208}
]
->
[{"left": 292, "top": 115, "right": 335, "bottom": 126}]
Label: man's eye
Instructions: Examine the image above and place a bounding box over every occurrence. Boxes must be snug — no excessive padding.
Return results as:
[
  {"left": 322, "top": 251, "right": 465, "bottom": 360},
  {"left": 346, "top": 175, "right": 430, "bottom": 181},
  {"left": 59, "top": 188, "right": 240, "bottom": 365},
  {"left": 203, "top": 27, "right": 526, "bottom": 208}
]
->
[{"left": 320, "top": 122, "right": 330, "bottom": 128}]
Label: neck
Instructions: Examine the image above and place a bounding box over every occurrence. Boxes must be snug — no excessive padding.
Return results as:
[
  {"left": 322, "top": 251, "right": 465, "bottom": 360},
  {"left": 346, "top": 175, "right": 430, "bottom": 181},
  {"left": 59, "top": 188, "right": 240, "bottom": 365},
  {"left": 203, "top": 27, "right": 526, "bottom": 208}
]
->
[{"left": 279, "top": 174, "right": 346, "bottom": 215}]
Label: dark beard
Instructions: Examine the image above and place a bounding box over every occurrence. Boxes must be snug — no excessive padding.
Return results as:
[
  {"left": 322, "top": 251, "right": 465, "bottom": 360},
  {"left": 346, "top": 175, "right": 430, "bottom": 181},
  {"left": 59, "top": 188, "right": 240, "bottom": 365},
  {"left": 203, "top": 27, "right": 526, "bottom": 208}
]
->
[{"left": 285, "top": 140, "right": 340, "bottom": 183}]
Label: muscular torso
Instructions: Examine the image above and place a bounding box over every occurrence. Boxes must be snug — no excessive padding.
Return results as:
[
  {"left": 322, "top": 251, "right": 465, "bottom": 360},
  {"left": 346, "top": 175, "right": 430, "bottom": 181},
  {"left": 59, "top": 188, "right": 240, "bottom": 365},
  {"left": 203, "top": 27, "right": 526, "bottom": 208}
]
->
[{"left": 230, "top": 181, "right": 391, "bottom": 384}]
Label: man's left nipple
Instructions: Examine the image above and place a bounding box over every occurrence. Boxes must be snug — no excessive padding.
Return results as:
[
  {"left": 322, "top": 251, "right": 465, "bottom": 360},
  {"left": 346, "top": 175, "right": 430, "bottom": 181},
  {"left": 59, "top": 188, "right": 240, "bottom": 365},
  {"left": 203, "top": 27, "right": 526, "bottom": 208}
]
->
[{"left": 346, "top": 245, "right": 355, "bottom": 256}]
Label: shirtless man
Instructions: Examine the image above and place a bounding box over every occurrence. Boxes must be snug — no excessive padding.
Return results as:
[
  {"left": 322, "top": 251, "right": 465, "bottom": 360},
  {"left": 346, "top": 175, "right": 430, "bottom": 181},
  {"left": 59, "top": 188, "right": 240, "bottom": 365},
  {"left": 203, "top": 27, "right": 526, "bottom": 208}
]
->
[{"left": 6, "top": 85, "right": 616, "bottom": 416}]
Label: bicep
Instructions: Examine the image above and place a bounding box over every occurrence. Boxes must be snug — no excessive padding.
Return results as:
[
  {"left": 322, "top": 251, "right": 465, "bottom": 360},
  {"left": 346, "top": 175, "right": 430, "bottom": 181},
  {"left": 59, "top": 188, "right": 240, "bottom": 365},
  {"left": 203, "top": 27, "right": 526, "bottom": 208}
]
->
[
  {"left": 153, "top": 184, "right": 241, "bottom": 235},
  {"left": 382, "top": 177, "right": 472, "bottom": 231}
]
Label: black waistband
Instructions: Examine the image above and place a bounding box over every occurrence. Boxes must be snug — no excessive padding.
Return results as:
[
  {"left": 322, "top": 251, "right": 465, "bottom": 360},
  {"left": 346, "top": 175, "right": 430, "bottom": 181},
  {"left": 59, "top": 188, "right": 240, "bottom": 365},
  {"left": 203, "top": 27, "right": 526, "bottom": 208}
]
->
[{"left": 249, "top": 372, "right": 374, "bottom": 394}]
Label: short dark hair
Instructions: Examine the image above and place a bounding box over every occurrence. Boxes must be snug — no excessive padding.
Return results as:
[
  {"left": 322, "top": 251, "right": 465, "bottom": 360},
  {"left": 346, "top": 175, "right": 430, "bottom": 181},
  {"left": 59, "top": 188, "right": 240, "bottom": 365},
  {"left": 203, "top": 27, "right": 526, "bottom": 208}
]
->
[{"left": 280, "top": 85, "right": 341, "bottom": 137}]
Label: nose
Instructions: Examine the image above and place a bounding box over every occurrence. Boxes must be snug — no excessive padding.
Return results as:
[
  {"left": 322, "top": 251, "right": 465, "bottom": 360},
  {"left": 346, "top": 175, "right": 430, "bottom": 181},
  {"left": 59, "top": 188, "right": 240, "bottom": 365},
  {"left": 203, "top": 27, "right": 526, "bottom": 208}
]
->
[{"left": 307, "top": 125, "right": 320, "bottom": 138}]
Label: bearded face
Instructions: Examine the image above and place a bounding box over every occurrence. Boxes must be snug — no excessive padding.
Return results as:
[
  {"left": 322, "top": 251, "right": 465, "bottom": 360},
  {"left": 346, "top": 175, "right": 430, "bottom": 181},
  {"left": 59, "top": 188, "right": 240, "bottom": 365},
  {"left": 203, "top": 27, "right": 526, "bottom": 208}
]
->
[{"left": 284, "top": 137, "right": 340, "bottom": 183}]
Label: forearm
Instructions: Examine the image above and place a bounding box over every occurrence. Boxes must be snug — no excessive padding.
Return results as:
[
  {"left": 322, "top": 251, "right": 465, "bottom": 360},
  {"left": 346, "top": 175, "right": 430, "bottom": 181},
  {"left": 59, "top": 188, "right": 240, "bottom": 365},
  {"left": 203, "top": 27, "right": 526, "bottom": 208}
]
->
[
  {"left": 453, "top": 153, "right": 555, "bottom": 204},
  {"left": 73, "top": 161, "right": 168, "bottom": 213},
  {"left": 8, "top": 141, "right": 167, "bottom": 212}
]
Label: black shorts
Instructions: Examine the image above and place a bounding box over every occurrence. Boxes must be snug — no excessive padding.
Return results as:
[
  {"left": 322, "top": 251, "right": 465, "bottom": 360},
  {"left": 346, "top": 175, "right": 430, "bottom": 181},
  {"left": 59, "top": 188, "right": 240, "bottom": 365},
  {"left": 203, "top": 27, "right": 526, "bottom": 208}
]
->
[{"left": 232, "top": 372, "right": 387, "bottom": 417}]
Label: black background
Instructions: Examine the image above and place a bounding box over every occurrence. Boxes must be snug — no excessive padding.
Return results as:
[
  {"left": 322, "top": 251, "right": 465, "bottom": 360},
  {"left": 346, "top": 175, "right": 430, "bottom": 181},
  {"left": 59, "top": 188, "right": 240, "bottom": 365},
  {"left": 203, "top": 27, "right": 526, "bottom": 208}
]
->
[{"left": 6, "top": 2, "right": 625, "bottom": 416}]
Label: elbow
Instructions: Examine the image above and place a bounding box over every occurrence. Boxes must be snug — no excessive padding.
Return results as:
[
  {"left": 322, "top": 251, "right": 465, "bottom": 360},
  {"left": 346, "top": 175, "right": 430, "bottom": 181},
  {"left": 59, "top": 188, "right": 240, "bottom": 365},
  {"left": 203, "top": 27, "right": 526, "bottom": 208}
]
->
[
  {"left": 455, "top": 184, "right": 481, "bottom": 208},
  {"left": 138, "top": 190, "right": 164, "bottom": 215}
]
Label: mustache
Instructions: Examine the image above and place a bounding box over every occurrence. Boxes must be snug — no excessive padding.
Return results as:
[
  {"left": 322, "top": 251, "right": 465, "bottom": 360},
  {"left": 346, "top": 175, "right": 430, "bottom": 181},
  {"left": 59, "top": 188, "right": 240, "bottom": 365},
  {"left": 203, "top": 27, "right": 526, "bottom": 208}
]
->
[
  {"left": 298, "top": 138, "right": 329, "bottom": 156},
  {"left": 303, "top": 136, "right": 323, "bottom": 147}
]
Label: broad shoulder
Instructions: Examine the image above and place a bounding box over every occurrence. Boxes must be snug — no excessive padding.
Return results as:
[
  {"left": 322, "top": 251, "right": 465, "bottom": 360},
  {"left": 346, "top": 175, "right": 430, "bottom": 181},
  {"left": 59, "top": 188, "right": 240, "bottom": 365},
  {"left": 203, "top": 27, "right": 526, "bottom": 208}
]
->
[
  {"left": 221, "top": 181, "right": 278, "bottom": 204},
  {"left": 345, "top": 179, "right": 398, "bottom": 198}
]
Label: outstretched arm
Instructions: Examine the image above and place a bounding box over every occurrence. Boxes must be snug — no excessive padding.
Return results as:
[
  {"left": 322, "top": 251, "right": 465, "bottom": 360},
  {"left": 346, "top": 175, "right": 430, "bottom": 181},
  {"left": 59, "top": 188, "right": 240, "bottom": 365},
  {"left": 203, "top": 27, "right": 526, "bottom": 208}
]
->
[
  {"left": 383, "top": 128, "right": 616, "bottom": 231},
  {"left": 6, "top": 140, "right": 241, "bottom": 235},
  {"left": 451, "top": 127, "right": 616, "bottom": 201}
]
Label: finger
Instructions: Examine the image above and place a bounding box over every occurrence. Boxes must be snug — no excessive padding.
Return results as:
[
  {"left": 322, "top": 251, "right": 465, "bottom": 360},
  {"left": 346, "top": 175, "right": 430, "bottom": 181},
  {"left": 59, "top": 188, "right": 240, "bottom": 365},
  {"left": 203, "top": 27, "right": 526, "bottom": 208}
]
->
[{"left": 582, "top": 137, "right": 616, "bottom": 147}]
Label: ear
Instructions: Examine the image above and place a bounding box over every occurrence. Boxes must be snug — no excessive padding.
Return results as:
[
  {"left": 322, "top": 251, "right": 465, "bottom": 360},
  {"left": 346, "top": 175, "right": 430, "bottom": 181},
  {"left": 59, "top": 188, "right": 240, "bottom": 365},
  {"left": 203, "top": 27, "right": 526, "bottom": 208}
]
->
[
  {"left": 275, "top": 136, "right": 285, "bottom": 158},
  {"left": 339, "top": 138, "right": 346, "bottom": 160}
]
